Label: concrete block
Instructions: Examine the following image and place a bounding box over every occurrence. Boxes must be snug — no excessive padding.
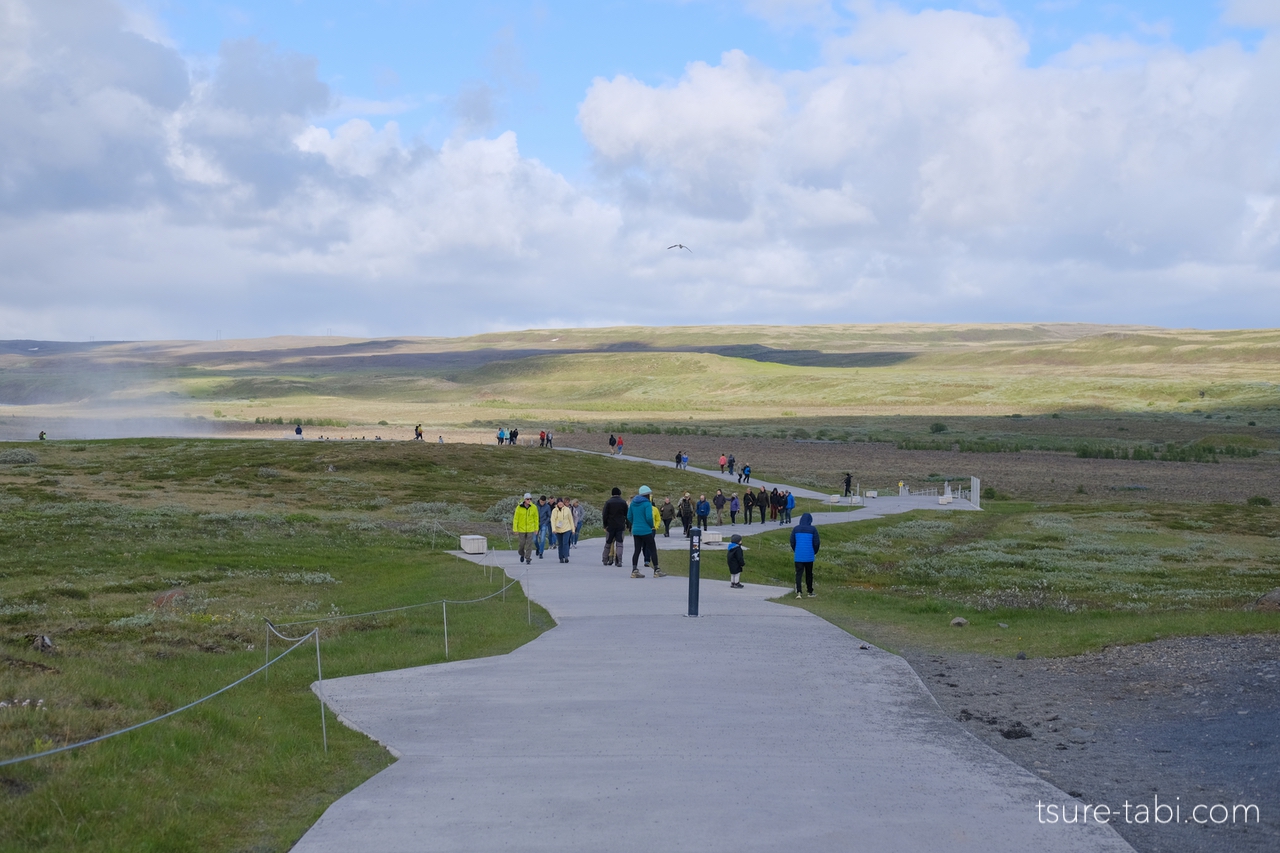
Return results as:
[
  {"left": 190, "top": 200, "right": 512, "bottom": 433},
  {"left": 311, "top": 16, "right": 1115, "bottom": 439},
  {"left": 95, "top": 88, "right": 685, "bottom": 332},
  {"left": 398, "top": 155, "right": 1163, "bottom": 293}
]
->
[
  {"left": 703, "top": 531, "right": 723, "bottom": 544},
  {"left": 459, "top": 535, "right": 487, "bottom": 555}
]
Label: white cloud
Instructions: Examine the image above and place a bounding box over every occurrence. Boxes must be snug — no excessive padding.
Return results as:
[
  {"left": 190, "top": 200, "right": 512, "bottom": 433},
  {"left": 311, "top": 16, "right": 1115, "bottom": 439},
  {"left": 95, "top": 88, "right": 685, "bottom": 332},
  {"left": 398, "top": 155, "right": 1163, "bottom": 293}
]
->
[
  {"left": 0, "top": 0, "right": 1278, "bottom": 341},
  {"left": 1223, "top": 0, "right": 1280, "bottom": 28}
]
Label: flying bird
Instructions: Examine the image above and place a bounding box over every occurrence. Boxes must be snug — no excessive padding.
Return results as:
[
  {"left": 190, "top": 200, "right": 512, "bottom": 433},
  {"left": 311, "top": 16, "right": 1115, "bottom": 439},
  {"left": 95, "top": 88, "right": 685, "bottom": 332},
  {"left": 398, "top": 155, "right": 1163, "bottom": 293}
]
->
[{"left": 668, "top": 244, "right": 692, "bottom": 252}]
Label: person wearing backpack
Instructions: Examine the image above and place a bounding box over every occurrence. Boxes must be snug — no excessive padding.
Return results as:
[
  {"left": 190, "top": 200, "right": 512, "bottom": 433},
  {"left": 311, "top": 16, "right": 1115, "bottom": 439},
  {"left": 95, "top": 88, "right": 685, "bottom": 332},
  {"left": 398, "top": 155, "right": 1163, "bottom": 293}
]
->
[
  {"left": 626, "top": 486, "right": 664, "bottom": 577},
  {"left": 601, "top": 487, "right": 628, "bottom": 567}
]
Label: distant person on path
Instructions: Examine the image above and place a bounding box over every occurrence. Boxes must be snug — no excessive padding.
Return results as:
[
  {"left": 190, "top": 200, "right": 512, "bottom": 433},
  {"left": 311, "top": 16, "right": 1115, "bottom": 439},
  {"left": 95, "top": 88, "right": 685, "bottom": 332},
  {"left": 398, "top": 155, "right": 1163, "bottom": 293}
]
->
[
  {"left": 539, "top": 430, "right": 547, "bottom": 448},
  {"left": 602, "top": 487, "right": 628, "bottom": 567},
  {"left": 414, "top": 424, "right": 423, "bottom": 441},
  {"left": 790, "top": 512, "right": 821, "bottom": 599},
  {"left": 509, "top": 428, "right": 519, "bottom": 445},
  {"left": 570, "top": 498, "right": 584, "bottom": 546},
  {"left": 551, "top": 498, "right": 574, "bottom": 563},
  {"left": 609, "top": 434, "right": 617, "bottom": 454},
  {"left": 727, "top": 454, "right": 735, "bottom": 476},
  {"left": 727, "top": 534, "right": 745, "bottom": 588},
  {"left": 535, "top": 495, "right": 552, "bottom": 559},
  {"left": 742, "top": 464, "right": 751, "bottom": 484},
  {"left": 769, "top": 488, "right": 780, "bottom": 522},
  {"left": 659, "top": 497, "right": 675, "bottom": 537},
  {"left": 295, "top": 424, "right": 303, "bottom": 437},
  {"left": 627, "top": 485, "right": 664, "bottom": 577},
  {"left": 681, "top": 451, "right": 689, "bottom": 470},
  {"left": 438, "top": 435, "right": 444, "bottom": 444},
  {"left": 546, "top": 430, "right": 554, "bottom": 449},
  {"left": 843, "top": 472, "right": 852, "bottom": 497},
  {"left": 678, "top": 492, "right": 694, "bottom": 537},
  {"left": 719, "top": 454, "right": 727, "bottom": 473},
  {"left": 785, "top": 490, "right": 795, "bottom": 524},
  {"left": 695, "top": 494, "right": 711, "bottom": 531},
  {"left": 713, "top": 489, "right": 726, "bottom": 525},
  {"left": 729, "top": 493, "right": 739, "bottom": 525},
  {"left": 38, "top": 430, "right": 46, "bottom": 440},
  {"left": 497, "top": 428, "right": 506, "bottom": 445},
  {"left": 615, "top": 436, "right": 624, "bottom": 455},
  {"left": 513, "top": 493, "right": 539, "bottom": 564},
  {"left": 742, "top": 490, "right": 755, "bottom": 525},
  {"left": 674, "top": 450, "right": 683, "bottom": 469}
]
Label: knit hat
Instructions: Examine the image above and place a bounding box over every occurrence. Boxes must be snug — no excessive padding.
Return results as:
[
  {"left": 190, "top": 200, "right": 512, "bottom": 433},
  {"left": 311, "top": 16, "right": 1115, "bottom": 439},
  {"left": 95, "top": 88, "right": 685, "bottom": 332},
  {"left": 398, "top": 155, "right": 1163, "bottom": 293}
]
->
[
  {"left": 611, "top": 487, "right": 621, "bottom": 496},
  {"left": 638, "top": 485, "right": 652, "bottom": 495},
  {"left": 729, "top": 534, "right": 742, "bottom": 544},
  {"left": 523, "top": 492, "right": 532, "bottom": 499}
]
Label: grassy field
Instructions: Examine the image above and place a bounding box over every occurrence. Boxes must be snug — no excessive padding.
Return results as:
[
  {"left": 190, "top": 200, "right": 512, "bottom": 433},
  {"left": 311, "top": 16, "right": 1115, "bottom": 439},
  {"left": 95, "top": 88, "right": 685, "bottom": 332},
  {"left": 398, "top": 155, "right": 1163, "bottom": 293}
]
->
[
  {"left": 0, "top": 439, "right": 730, "bottom": 852},
  {"left": 682, "top": 501, "right": 1280, "bottom": 658},
  {"left": 3, "top": 324, "right": 1279, "bottom": 432}
]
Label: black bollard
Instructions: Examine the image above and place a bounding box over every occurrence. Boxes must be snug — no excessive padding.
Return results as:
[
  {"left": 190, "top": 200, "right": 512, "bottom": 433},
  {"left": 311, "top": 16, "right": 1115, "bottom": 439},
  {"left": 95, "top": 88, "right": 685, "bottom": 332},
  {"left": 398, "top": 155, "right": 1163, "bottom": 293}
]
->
[{"left": 687, "top": 527, "right": 701, "bottom": 616}]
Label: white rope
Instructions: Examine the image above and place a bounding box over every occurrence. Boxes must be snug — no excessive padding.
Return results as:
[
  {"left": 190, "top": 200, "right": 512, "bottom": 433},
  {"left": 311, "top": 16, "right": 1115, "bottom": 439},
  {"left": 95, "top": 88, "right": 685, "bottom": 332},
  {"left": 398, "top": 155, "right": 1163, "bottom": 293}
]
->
[
  {"left": 0, "top": 631, "right": 317, "bottom": 768},
  {"left": 275, "top": 566, "right": 527, "bottom": 627}
]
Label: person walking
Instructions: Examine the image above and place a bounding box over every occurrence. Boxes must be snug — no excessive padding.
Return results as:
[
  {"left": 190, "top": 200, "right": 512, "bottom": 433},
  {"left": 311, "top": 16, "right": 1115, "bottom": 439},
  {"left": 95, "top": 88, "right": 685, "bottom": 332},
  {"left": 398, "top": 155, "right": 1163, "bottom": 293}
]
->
[
  {"left": 789, "top": 512, "right": 821, "bottom": 598},
  {"left": 602, "top": 487, "right": 628, "bottom": 567},
  {"left": 677, "top": 492, "right": 694, "bottom": 537},
  {"left": 727, "top": 454, "right": 735, "bottom": 476},
  {"left": 615, "top": 435, "right": 624, "bottom": 455},
  {"left": 719, "top": 454, "right": 727, "bottom": 473},
  {"left": 742, "top": 464, "right": 751, "bottom": 484},
  {"left": 681, "top": 451, "right": 689, "bottom": 470},
  {"left": 695, "top": 494, "right": 711, "bottom": 531},
  {"left": 729, "top": 493, "right": 739, "bottom": 525},
  {"left": 769, "top": 488, "right": 780, "bottom": 522},
  {"left": 659, "top": 497, "right": 675, "bottom": 537},
  {"left": 627, "top": 486, "right": 663, "bottom": 577},
  {"left": 727, "top": 534, "right": 745, "bottom": 588},
  {"left": 512, "top": 493, "right": 539, "bottom": 564},
  {"left": 712, "top": 489, "right": 726, "bottom": 525},
  {"left": 742, "top": 490, "right": 755, "bottom": 525},
  {"left": 674, "top": 450, "right": 684, "bottom": 469},
  {"left": 535, "top": 495, "right": 551, "bottom": 559},
  {"left": 843, "top": 472, "right": 852, "bottom": 497},
  {"left": 570, "top": 498, "right": 584, "bottom": 546},
  {"left": 784, "top": 490, "right": 795, "bottom": 524},
  {"left": 551, "top": 498, "right": 575, "bottom": 563},
  {"left": 539, "top": 430, "right": 547, "bottom": 448},
  {"left": 609, "top": 434, "right": 617, "bottom": 454},
  {"left": 414, "top": 424, "right": 423, "bottom": 441},
  {"left": 546, "top": 430, "right": 554, "bottom": 449},
  {"left": 509, "top": 427, "right": 519, "bottom": 445},
  {"left": 497, "top": 428, "right": 506, "bottom": 445}
]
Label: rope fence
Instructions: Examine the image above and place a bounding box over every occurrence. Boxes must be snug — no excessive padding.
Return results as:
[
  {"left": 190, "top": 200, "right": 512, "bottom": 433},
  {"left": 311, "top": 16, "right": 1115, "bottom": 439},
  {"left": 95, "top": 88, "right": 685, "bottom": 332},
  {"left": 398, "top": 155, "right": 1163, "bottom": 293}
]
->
[
  {"left": 0, "top": 630, "right": 319, "bottom": 768},
  {"left": 2, "top": 548, "right": 531, "bottom": 767}
]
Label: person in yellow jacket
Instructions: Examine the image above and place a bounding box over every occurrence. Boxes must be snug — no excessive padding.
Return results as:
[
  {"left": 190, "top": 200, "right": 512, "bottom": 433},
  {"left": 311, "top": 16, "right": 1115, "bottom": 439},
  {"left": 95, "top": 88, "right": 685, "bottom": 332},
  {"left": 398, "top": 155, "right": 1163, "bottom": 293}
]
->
[
  {"left": 551, "top": 497, "right": 576, "bottom": 563},
  {"left": 512, "top": 493, "right": 539, "bottom": 564}
]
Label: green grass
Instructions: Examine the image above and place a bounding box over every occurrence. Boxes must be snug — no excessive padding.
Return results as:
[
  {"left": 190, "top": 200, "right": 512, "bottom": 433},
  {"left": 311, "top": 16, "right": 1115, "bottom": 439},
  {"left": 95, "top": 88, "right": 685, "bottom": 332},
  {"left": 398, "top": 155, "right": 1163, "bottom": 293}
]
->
[
  {"left": 0, "top": 439, "right": 731, "bottom": 852},
  {"left": 673, "top": 503, "right": 1280, "bottom": 658}
]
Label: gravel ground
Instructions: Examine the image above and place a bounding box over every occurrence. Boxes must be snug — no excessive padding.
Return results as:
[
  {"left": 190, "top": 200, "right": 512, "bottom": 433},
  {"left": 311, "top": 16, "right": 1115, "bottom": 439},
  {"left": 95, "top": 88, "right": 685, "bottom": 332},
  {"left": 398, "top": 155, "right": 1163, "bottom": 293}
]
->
[
  {"left": 903, "top": 635, "right": 1280, "bottom": 853},
  {"left": 572, "top": 432, "right": 1280, "bottom": 505}
]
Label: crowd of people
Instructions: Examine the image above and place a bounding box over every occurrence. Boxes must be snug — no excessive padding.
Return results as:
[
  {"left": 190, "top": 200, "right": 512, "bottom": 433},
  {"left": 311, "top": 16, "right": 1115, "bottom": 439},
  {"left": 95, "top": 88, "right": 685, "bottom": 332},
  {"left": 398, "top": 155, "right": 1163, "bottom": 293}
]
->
[{"left": 513, "top": 478, "right": 820, "bottom": 597}]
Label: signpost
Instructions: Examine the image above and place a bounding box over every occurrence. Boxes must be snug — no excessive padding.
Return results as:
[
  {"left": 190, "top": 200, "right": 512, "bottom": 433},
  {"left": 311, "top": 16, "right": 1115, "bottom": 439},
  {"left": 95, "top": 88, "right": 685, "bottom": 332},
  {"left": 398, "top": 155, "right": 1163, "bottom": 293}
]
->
[{"left": 687, "top": 527, "right": 701, "bottom": 617}]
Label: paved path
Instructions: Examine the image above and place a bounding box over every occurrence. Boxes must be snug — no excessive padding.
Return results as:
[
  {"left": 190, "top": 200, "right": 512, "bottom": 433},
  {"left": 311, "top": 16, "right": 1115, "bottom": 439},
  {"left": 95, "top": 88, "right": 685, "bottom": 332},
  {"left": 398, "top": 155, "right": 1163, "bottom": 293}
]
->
[{"left": 292, "top": 455, "right": 1133, "bottom": 853}]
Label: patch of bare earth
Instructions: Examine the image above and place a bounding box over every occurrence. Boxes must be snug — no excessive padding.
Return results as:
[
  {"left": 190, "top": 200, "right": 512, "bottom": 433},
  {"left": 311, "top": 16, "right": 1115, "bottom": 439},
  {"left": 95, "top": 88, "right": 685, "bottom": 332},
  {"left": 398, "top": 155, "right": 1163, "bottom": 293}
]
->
[{"left": 571, "top": 432, "right": 1278, "bottom": 504}]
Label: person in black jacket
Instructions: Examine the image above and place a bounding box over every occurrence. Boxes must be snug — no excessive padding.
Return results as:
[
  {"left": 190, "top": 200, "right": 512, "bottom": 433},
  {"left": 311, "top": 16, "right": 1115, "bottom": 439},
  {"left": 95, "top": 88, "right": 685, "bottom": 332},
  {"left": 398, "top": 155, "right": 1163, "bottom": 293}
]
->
[
  {"left": 601, "top": 487, "right": 628, "bottom": 567},
  {"left": 743, "top": 490, "right": 755, "bottom": 525},
  {"left": 727, "top": 534, "right": 745, "bottom": 588}
]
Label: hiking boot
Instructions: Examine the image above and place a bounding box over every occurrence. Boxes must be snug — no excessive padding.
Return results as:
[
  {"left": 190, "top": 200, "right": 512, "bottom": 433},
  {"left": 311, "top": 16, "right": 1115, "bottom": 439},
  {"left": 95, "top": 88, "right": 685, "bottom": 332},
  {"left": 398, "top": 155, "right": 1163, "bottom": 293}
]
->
[
  {"left": 808, "top": 592, "right": 816, "bottom": 598},
  {"left": 653, "top": 569, "right": 666, "bottom": 577},
  {"left": 631, "top": 569, "right": 645, "bottom": 578}
]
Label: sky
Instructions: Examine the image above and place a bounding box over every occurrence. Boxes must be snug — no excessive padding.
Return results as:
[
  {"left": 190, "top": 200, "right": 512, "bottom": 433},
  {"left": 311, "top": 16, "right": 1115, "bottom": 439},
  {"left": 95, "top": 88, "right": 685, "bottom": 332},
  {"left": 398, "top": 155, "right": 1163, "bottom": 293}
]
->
[{"left": 1, "top": 0, "right": 1278, "bottom": 341}]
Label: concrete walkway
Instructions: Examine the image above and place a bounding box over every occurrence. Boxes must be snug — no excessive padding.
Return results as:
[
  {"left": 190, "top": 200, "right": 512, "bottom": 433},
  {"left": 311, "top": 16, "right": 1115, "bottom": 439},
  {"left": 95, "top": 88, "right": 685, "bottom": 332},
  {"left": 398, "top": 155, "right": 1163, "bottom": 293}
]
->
[{"left": 293, "top": 483, "right": 1133, "bottom": 852}]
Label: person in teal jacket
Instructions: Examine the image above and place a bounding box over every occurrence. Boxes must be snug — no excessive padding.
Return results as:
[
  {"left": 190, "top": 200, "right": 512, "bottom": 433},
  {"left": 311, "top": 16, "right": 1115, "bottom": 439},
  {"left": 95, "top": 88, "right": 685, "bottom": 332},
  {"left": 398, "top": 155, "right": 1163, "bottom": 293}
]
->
[{"left": 627, "top": 486, "right": 664, "bottom": 578}]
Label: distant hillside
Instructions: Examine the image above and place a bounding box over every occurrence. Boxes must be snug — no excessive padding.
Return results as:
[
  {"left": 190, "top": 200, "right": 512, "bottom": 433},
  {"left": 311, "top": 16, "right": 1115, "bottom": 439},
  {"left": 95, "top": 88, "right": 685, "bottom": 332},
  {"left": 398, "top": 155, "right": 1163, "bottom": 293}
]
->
[{"left": 1, "top": 324, "right": 1277, "bottom": 428}]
